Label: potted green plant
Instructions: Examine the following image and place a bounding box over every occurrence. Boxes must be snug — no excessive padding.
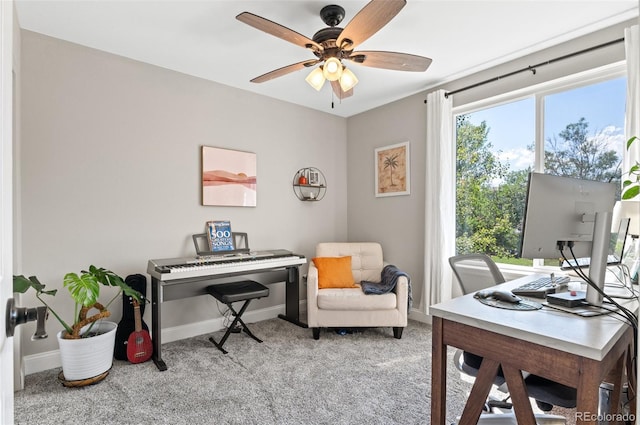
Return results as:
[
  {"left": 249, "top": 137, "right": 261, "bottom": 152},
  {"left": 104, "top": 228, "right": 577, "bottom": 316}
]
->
[
  {"left": 13, "top": 265, "right": 142, "bottom": 382},
  {"left": 622, "top": 136, "right": 639, "bottom": 200}
]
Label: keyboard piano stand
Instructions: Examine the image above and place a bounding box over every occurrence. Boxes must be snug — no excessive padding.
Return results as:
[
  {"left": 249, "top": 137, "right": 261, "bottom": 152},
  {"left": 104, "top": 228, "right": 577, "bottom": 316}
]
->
[
  {"left": 277, "top": 314, "right": 307, "bottom": 328},
  {"left": 150, "top": 259, "right": 306, "bottom": 371}
]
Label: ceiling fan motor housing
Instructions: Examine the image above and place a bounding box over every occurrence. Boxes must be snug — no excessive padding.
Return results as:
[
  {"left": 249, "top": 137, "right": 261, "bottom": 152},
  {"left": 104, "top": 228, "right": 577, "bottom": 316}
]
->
[
  {"left": 314, "top": 5, "right": 352, "bottom": 54},
  {"left": 319, "top": 5, "right": 345, "bottom": 27},
  {"left": 312, "top": 28, "right": 343, "bottom": 46}
]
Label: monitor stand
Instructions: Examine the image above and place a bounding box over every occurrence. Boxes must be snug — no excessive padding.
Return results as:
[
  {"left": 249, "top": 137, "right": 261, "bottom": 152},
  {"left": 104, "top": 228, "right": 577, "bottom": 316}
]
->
[{"left": 585, "top": 211, "right": 612, "bottom": 307}]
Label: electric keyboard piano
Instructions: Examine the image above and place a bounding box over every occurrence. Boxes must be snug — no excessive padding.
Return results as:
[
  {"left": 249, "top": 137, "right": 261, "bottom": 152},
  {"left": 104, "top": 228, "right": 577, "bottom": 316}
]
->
[
  {"left": 147, "top": 249, "right": 306, "bottom": 281},
  {"left": 147, "top": 250, "right": 306, "bottom": 371}
]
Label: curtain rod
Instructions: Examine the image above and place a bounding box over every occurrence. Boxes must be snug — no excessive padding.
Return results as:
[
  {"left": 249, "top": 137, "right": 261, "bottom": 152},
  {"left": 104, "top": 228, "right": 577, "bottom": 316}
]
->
[{"left": 444, "top": 37, "right": 625, "bottom": 98}]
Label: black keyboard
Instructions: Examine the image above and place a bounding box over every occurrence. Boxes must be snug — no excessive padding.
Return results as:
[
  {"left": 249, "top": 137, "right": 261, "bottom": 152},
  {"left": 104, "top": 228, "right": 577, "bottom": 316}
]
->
[{"left": 511, "top": 276, "right": 570, "bottom": 298}]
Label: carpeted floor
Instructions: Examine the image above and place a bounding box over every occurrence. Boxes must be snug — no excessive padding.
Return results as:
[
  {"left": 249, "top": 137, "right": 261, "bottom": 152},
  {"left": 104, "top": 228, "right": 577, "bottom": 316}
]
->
[{"left": 14, "top": 319, "right": 575, "bottom": 424}]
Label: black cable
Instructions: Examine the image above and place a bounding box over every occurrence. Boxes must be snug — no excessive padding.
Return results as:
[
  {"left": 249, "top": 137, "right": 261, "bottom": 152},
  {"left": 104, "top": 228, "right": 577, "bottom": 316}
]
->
[
  {"left": 560, "top": 244, "right": 638, "bottom": 403},
  {"left": 564, "top": 245, "right": 638, "bottom": 330},
  {"left": 569, "top": 247, "right": 639, "bottom": 407},
  {"left": 214, "top": 300, "right": 234, "bottom": 329},
  {"left": 563, "top": 245, "right": 637, "bottom": 359},
  {"left": 558, "top": 243, "right": 631, "bottom": 310}
]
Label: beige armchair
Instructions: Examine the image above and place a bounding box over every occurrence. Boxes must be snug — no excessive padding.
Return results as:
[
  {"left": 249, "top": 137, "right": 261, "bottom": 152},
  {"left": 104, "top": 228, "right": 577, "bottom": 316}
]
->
[{"left": 306, "top": 242, "right": 409, "bottom": 340}]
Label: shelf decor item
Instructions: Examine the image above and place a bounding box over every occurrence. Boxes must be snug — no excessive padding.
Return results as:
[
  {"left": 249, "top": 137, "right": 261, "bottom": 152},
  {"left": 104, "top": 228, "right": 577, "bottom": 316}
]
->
[
  {"left": 308, "top": 169, "right": 320, "bottom": 185},
  {"left": 293, "top": 167, "right": 326, "bottom": 201},
  {"left": 375, "top": 141, "right": 410, "bottom": 197}
]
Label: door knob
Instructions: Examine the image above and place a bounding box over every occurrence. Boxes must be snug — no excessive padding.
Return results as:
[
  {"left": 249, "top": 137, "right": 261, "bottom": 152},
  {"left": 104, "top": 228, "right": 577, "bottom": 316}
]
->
[{"left": 5, "top": 298, "right": 48, "bottom": 339}]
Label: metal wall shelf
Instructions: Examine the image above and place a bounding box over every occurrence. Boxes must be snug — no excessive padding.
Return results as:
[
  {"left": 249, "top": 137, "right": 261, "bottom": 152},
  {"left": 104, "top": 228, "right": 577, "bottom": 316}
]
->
[{"left": 293, "top": 167, "right": 326, "bottom": 201}]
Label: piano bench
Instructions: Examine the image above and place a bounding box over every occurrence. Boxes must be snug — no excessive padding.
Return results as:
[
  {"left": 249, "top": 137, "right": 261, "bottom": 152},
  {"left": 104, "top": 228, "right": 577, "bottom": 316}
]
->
[
  {"left": 207, "top": 281, "right": 269, "bottom": 304},
  {"left": 206, "top": 281, "right": 269, "bottom": 354}
]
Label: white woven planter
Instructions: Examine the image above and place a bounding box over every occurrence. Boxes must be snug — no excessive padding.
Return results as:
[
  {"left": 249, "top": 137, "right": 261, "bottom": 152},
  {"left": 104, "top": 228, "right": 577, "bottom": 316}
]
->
[{"left": 57, "top": 321, "right": 117, "bottom": 381}]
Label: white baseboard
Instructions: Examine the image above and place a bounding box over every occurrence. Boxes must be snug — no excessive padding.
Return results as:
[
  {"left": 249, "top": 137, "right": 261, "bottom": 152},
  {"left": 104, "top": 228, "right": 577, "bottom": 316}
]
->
[
  {"left": 23, "top": 304, "right": 289, "bottom": 376},
  {"left": 408, "top": 308, "right": 431, "bottom": 325},
  {"left": 23, "top": 349, "right": 61, "bottom": 376}
]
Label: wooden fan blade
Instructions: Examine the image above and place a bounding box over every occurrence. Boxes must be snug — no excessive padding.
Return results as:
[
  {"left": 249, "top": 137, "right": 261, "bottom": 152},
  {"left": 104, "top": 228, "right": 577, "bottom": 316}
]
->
[
  {"left": 330, "top": 81, "right": 353, "bottom": 99},
  {"left": 237, "top": 12, "right": 323, "bottom": 53},
  {"left": 347, "top": 51, "right": 432, "bottom": 72},
  {"left": 337, "top": 0, "right": 406, "bottom": 51},
  {"left": 250, "top": 60, "right": 320, "bottom": 83}
]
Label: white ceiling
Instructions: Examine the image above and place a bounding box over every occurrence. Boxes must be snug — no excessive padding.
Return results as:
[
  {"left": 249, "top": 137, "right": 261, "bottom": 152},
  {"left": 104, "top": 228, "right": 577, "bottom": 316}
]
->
[{"left": 14, "top": 1, "right": 639, "bottom": 118}]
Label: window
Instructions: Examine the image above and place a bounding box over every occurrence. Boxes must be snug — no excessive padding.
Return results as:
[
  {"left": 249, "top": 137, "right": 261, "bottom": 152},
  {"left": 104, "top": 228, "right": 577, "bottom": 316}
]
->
[{"left": 454, "top": 67, "right": 627, "bottom": 267}]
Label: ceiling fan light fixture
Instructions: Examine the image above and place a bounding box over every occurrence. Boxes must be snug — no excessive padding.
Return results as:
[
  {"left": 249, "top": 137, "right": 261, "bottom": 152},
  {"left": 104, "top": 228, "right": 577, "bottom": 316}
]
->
[
  {"left": 305, "top": 67, "right": 326, "bottom": 91},
  {"left": 322, "top": 57, "right": 343, "bottom": 81},
  {"left": 339, "top": 67, "right": 358, "bottom": 92},
  {"left": 238, "top": 1, "right": 432, "bottom": 100}
]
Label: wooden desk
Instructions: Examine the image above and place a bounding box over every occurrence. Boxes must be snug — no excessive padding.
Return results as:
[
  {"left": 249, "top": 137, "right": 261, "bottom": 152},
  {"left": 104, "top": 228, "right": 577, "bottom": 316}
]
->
[{"left": 430, "top": 275, "right": 636, "bottom": 424}]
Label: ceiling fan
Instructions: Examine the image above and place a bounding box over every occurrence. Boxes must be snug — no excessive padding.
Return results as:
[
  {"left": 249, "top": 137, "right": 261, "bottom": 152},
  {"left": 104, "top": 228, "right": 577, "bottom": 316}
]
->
[{"left": 236, "top": 0, "right": 432, "bottom": 100}]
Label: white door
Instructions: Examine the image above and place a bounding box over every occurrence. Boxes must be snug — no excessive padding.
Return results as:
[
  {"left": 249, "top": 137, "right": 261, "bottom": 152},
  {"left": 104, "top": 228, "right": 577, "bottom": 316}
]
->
[{"left": 0, "top": 0, "right": 15, "bottom": 424}]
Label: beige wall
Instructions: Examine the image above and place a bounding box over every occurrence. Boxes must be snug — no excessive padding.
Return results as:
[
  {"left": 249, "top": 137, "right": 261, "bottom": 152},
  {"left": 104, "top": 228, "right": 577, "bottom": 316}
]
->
[
  {"left": 18, "top": 30, "right": 348, "bottom": 356},
  {"left": 346, "top": 92, "right": 428, "bottom": 312}
]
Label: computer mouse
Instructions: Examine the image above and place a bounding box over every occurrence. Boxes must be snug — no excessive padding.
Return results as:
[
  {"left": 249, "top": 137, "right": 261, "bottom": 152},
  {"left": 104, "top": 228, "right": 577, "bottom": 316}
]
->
[{"left": 475, "top": 289, "right": 522, "bottom": 303}]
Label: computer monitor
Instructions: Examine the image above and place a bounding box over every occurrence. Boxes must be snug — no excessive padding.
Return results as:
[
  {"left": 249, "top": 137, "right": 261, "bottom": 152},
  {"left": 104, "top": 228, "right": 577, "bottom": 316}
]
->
[
  {"left": 560, "top": 218, "right": 630, "bottom": 269},
  {"left": 519, "top": 172, "right": 617, "bottom": 306}
]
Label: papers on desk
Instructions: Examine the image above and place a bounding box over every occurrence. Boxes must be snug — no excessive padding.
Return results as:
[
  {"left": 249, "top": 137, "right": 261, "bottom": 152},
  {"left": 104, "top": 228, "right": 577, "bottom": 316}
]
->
[{"left": 542, "top": 299, "right": 620, "bottom": 317}]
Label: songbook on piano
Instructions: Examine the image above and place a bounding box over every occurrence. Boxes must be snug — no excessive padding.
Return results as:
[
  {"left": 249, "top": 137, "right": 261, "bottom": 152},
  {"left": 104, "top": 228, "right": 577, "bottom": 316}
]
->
[{"left": 206, "top": 220, "right": 234, "bottom": 252}]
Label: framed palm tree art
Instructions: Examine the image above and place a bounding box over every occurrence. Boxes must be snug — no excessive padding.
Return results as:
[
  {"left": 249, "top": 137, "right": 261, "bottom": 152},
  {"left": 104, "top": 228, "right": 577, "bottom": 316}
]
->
[{"left": 375, "top": 141, "right": 410, "bottom": 197}]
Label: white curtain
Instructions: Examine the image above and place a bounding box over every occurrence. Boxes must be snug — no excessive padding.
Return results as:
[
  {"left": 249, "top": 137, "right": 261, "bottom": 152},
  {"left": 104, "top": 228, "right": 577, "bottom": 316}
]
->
[
  {"left": 624, "top": 25, "right": 639, "bottom": 180},
  {"left": 423, "top": 89, "right": 455, "bottom": 314}
]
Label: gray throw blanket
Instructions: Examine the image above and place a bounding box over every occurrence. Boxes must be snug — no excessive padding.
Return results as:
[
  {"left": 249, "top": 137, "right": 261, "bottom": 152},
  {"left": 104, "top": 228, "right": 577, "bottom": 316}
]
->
[{"left": 360, "top": 265, "right": 412, "bottom": 310}]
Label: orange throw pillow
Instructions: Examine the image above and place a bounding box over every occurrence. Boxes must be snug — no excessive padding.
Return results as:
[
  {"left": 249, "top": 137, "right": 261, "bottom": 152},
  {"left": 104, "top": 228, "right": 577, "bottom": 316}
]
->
[{"left": 312, "top": 256, "right": 357, "bottom": 289}]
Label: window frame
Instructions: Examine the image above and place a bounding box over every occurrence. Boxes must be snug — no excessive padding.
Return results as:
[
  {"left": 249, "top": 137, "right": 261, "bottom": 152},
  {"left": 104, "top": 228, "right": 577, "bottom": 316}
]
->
[{"left": 452, "top": 61, "right": 627, "bottom": 274}]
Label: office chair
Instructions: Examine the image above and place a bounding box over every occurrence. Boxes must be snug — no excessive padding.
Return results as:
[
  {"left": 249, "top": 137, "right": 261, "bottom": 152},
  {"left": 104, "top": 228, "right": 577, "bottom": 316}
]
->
[
  {"left": 449, "top": 253, "right": 506, "bottom": 294},
  {"left": 448, "top": 254, "right": 577, "bottom": 412}
]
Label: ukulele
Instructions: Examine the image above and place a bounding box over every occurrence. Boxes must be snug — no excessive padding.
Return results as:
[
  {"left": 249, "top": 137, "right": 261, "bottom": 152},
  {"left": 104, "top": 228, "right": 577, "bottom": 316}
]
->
[
  {"left": 115, "top": 274, "right": 148, "bottom": 360},
  {"left": 127, "top": 299, "right": 153, "bottom": 363}
]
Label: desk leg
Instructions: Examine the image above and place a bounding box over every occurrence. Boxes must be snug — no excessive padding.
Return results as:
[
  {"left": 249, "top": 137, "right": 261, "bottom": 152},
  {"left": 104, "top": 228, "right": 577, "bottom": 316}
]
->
[
  {"left": 626, "top": 348, "right": 636, "bottom": 417},
  {"left": 431, "top": 317, "right": 447, "bottom": 425},
  {"left": 277, "top": 266, "right": 307, "bottom": 328},
  {"left": 575, "top": 358, "right": 601, "bottom": 424},
  {"left": 151, "top": 277, "right": 167, "bottom": 371},
  {"left": 607, "top": 351, "right": 626, "bottom": 418},
  {"left": 502, "top": 366, "right": 536, "bottom": 425},
  {"left": 458, "top": 358, "right": 500, "bottom": 425}
]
